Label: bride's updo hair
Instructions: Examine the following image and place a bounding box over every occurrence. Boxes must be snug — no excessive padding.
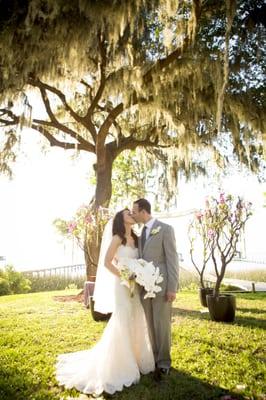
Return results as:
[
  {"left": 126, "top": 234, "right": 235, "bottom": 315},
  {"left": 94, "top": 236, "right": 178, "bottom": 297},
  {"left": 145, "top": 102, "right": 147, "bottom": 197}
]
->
[{"left": 112, "top": 208, "right": 138, "bottom": 247}]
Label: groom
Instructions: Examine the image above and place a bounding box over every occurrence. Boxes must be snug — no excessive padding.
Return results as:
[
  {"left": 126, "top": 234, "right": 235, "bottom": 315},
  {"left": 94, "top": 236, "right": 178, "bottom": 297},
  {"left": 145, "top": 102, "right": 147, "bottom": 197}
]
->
[{"left": 132, "top": 198, "right": 179, "bottom": 379}]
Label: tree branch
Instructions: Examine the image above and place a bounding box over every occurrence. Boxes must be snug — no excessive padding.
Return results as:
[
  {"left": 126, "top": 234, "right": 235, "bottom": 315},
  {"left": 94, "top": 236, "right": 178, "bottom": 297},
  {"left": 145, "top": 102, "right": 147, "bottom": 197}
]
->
[
  {"left": 0, "top": 119, "right": 18, "bottom": 127},
  {"left": 29, "top": 78, "right": 82, "bottom": 124},
  {"left": 85, "top": 35, "right": 107, "bottom": 119},
  {"left": 29, "top": 83, "right": 95, "bottom": 150},
  {"left": 32, "top": 119, "right": 95, "bottom": 153},
  {"left": 31, "top": 123, "right": 94, "bottom": 152},
  {"left": 0, "top": 108, "right": 19, "bottom": 125},
  {"left": 97, "top": 103, "right": 124, "bottom": 150},
  {"left": 95, "top": 103, "right": 123, "bottom": 135},
  {"left": 111, "top": 133, "right": 172, "bottom": 158},
  {"left": 29, "top": 78, "right": 97, "bottom": 143}
]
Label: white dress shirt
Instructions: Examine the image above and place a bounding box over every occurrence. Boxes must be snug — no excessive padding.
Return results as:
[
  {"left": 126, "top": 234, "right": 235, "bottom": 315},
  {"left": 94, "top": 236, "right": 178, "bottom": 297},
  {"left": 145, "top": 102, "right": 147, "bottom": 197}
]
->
[{"left": 144, "top": 218, "right": 156, "bottom": 240}]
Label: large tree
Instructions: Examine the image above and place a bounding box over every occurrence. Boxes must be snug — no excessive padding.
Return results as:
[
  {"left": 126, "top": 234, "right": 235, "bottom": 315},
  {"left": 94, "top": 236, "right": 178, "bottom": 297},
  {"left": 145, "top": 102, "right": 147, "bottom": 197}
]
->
[{"left": 0, "top": 0, "right": 265, "bottom": 276}]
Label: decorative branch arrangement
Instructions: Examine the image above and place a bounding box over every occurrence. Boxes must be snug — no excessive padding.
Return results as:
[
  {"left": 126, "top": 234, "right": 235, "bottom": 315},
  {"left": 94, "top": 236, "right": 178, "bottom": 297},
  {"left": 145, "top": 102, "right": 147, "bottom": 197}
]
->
[
  {"left": 189, "top": 193, "right": 252, "bottom": 297},
  {"left": 54, "top": 205, "right": 112, "bottom": 278},
  {"left": 188, "top": 212, "right": 212, "bottom": 289}
]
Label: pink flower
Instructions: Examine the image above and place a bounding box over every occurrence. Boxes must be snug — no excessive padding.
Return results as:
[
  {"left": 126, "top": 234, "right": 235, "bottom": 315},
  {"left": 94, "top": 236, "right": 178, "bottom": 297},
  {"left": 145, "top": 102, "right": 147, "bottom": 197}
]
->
[
  {"left": 195, "top": 211, "right": 203, "bottom": 221},
  {"left": 84, "top": 215, "right": 93, "bottom": 224},
  {"left": 68, "top": 221, "right": 77, "bottom": 233},
  {"left": 207, "top": 229, "right": 215, "bottom": 238}
]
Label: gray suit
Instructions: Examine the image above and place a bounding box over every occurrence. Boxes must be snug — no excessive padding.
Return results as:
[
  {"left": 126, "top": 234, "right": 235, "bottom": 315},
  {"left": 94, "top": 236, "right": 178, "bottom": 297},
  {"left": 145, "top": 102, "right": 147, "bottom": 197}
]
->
[{"left": 139, "top": 219, "right": 179, "bottom": 369}]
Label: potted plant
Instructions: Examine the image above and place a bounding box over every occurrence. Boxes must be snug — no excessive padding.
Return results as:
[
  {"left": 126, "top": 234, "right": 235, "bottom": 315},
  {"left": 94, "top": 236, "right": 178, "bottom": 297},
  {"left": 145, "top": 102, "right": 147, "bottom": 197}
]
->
[
  {"left": 191, "top": 193, "right": 252, "bottom": 322},
  {"left": 188, "top": 211, "right": 214, "bottom": 307}
]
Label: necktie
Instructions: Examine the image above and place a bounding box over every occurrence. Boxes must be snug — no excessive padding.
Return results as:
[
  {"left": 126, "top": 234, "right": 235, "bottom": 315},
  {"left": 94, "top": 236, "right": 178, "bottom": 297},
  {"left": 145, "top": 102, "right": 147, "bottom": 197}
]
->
[{"left": 141, "top": 226, "right": 147, "bottom": 250}]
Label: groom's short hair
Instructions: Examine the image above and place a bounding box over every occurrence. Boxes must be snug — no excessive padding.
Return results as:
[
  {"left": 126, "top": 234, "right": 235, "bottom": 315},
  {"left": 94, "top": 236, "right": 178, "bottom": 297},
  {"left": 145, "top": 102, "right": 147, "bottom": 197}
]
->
[{"left": 134, "top": 198, "right": 151, "bottom": 214}]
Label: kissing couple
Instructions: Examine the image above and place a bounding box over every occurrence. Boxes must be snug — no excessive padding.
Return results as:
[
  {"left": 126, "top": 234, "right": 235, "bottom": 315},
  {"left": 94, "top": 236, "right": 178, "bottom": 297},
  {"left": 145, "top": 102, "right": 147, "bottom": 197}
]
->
[{"left": 56, "top": 198, "right": 179, "bottom": 396}]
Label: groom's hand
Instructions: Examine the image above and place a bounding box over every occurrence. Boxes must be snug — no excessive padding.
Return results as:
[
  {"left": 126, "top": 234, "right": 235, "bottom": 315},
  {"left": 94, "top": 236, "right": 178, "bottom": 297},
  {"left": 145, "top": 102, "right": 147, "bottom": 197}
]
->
[{"left": 166, "top": 291, "right": 176, "bottom": 302}]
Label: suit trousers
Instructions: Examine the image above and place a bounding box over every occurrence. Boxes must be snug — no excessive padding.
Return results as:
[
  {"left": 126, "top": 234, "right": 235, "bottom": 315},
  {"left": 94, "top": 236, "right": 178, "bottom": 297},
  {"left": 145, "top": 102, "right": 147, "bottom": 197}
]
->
[{"left": 141, "top": 294, "right": 172, "bottom": 369}]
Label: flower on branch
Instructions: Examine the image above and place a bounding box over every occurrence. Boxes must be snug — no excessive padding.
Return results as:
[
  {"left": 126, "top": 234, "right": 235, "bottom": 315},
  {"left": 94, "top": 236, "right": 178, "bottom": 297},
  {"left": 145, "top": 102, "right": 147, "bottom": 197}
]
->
[
  {"left": 53, "top": 205, "right": 113, "bottom": 250},
  {"left": 207, "top": 228, "right": 215, "bottom": 238},
  {"left": 67, "top": 221, "right": 77, "bottom": 234},
  {"left": 188, "top": 191, "right": 253, "bottom": 296}
]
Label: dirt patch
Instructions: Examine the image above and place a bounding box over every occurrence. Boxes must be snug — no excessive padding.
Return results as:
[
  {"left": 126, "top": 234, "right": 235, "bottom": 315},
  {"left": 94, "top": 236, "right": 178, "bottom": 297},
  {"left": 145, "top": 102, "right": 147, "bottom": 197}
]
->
[{"left": 53, "top": 292, "right": 84, "bottom": 303}]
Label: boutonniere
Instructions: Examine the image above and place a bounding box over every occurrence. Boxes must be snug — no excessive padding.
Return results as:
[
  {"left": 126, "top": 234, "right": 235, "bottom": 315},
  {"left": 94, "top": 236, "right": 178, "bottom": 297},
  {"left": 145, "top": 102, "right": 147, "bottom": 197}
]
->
[{"left": 151, "top": 226, "right": 161, "bottom": 235}]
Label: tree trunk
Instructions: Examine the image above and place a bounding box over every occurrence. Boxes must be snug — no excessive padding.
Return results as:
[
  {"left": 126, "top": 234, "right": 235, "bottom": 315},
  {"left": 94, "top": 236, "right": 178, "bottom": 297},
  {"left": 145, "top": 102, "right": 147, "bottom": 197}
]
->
[
  {"left": 85, "top": 150, "right": 114, "bottom": 278},
  {"left": 95, "top": 150, "right": 114, "bottom": 208},
  {"left": 214, "top": 260, "right": 227, "bottom": 298},
  {"left": 84, "top": 237, "right": 98, "bottom": 279},
  {"left": 200, "top": 272, "right": 205, "bottom": 288}
]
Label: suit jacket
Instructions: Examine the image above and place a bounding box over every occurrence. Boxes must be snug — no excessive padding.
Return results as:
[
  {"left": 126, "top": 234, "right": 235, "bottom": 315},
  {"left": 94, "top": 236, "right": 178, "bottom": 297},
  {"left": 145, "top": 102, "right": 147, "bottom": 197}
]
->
[{"left": 138, "top": 219, "right": 179, "bottom": 295}]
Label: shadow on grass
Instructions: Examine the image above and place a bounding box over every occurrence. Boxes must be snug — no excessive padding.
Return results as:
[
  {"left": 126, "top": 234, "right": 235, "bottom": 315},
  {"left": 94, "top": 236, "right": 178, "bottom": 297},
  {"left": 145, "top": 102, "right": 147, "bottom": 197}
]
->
[
  {"left": 237, "top": 306, "right": 266, "bottom": 315},
  {"left": 172, "top": 307, "right": 266, "bottom": 329},
  {"left": 234, "top": 315, "right": 266, "bottom": 329},
  {"left": 0, "top": 365, "right": 248, "bottom": 400},
  {"left": 172, "top": 307, "right": 209, "bottom": 320},
  {"left": 84, "top": 368, "right": 247, "bottom": 400}
]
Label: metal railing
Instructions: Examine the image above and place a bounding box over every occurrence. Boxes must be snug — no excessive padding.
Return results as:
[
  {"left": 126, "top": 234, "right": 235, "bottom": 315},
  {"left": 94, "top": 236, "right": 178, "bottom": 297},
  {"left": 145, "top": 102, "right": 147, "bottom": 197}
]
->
[{"left": 22, "top": 264, "right": 86, "bottom": 278}]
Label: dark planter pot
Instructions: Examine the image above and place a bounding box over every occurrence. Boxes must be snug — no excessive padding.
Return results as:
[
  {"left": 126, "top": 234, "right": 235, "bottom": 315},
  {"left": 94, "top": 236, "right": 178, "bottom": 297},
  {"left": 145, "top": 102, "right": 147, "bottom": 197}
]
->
[
  {"left": 199, "top": 287, "right": 214, "bottom": 307},
  {"left": 84, "top": 277, "right": 111, "bottom": 322},
  {"left": 207, "top": 294, "right": 236, "bottom": 323},
  {"left": 89, "top": 297, "right": 112, "bottom": 322}
]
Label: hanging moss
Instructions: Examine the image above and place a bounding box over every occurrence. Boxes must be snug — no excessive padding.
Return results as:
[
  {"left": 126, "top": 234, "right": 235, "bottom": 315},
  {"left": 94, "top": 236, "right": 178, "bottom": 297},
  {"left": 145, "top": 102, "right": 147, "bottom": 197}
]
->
[
  {"left": 0, "top": 129, "right": 19, "bottom": 177},
  {"left": 0, "top": 0, "right": 265, "bottom": 180}
]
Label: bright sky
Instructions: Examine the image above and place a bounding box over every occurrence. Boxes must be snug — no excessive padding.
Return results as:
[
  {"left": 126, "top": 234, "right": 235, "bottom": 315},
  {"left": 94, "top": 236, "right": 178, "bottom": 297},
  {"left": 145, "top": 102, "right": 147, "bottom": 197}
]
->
[
  {"left": 0, "top": 129, "right": 95, "bottom": 270},
  {"left": 0, "top": 128, "right": 265, "bottom": 271}
]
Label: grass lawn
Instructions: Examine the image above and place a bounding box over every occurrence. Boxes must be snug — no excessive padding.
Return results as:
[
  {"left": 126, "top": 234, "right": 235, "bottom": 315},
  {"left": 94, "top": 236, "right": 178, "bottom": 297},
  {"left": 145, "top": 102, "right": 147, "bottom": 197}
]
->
[{"left": 0, "top": 290, "right": 265, "bottom": 400}]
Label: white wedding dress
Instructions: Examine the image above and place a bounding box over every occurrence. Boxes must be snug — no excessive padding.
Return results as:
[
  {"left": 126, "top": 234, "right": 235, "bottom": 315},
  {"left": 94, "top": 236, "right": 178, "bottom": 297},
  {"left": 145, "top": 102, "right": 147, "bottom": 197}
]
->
[{"left": 56, "top": 245, "right": 155, "bottom": 395}]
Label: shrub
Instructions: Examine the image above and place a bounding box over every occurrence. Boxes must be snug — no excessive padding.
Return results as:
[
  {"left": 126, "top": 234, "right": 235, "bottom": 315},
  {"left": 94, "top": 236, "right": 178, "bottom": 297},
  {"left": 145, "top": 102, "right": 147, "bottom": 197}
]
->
[
  {"left": 65, "top": 283, "right": 78, "bottom": 290},
  {"left": 0, "top": 277, "right": 11, "bottom": 295},
  {"left": 0, "top": 265, "right": 31, "bottom": 295},
  {"left": 26, "top": 275, "right": 85, "bottom": 293}
]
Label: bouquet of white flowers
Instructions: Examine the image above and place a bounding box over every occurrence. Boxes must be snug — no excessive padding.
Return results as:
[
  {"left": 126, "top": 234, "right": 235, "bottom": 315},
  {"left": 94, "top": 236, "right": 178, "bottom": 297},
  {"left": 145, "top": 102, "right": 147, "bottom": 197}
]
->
[{"left": 117, "top": 257, "right": 163, "bottom": 299}]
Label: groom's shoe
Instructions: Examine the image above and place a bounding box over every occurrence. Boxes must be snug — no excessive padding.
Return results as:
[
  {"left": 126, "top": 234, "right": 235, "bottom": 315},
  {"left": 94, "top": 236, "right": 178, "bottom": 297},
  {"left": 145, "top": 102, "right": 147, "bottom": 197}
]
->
[
  {"left": 154, "top": 367, "right": 170, "bottom": 381},
  {"left": 160, "top": 368, "right": 170, "bottom": 375}
]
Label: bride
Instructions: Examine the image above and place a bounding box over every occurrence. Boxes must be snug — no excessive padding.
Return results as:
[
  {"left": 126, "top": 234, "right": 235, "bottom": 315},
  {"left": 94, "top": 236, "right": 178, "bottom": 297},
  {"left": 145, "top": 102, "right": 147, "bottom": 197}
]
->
[{"left": 56, "top": 208, "right": 155, "bottom": 395}]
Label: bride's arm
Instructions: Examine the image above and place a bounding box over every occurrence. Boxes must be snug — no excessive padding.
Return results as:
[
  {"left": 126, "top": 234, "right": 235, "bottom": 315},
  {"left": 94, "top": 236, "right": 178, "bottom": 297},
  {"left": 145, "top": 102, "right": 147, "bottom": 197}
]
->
[{"left": 104, "top": 235, "right": 122, "bottom": 277}]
